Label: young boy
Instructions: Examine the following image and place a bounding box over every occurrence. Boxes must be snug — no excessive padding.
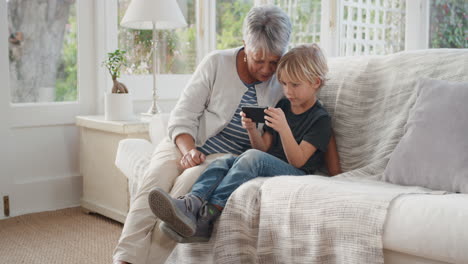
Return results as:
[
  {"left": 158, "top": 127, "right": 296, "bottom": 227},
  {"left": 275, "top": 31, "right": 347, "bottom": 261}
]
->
[{"left": 148, "top": 44, "right": 332, "bottom": 243}]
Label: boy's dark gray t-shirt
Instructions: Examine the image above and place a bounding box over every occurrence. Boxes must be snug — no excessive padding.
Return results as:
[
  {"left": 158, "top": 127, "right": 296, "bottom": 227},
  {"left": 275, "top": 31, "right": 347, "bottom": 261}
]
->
[{"left": 264, "top": 98, "right": 331, "bottom": 174}]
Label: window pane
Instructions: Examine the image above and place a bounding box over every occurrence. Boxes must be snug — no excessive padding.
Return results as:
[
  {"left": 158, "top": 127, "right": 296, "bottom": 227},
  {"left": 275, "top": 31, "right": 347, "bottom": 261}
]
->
[
  {"left": 429, "top": 0, "right": 467, "bottom": 48},
  {"left": 275, "top": 0, "right": 321, "bottom": 47},
  {"left": 216, "top": 0, "right": 254, "bottom": 50},
  {"left": 339, "top": 0, "right": 405, "bottom": 56},
  {"left": 8, "top": 0, "right": 77, "bottom": 103},
  {"left": 118, "top": 0, "right": 196, "bottom": 74}
]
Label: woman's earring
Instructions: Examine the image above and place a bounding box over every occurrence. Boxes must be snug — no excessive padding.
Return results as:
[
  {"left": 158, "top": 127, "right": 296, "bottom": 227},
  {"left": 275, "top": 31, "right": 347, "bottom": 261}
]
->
[{"left": 244, "top": 55, "right": 247, "bottom": 63}]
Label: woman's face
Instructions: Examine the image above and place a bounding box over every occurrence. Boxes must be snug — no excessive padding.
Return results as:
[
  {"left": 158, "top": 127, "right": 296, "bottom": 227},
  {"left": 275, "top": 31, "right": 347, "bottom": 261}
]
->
[{"left": 245, "top": 50, "right": 281, "bottom": 82}]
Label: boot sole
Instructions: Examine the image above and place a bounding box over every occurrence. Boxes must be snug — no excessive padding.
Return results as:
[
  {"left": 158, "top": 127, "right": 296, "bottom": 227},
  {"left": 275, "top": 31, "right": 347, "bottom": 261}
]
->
[
  {"left": 148, "top": 188, "right": 196, "bottom": 237},
  {"left": 159, "top": 222, "right": 210, "bottom": 244}
]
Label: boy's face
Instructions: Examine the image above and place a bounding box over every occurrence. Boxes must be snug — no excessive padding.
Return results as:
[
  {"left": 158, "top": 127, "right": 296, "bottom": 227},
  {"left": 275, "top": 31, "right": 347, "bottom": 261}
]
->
[{"left": 279, "top": 73, "right": 321, "bottom": 109}]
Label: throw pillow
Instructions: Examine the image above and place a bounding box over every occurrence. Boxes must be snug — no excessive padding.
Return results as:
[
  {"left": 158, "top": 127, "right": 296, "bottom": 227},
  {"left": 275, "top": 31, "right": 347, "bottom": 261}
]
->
[{"left": 384, "top": 78, "right": 468, "bottom": 193}]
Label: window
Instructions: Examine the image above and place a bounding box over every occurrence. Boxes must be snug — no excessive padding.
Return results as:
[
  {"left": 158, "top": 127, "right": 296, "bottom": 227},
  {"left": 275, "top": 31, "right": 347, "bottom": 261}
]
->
[
  {"left": 215, "top": 0, "right": 322, "bottom": 50},
  {"left": 1, "top": 0, "right": 94, "bottom": 127},
  {"left": 275, "top": 0, "right": 322, "bottom": 47},
  {"left": 339, "top": 0, "right": 405, "bottom": 56},
  {"left": 429, "top": 0, "right": 467, "bottom": 48},
  {"left": 7, "top": 0, "right": 77, "bottom": 103},
  {"left": 216, "top": 0, "right": 253, "bottom": 50},
  {"left": 269, "top": 0, "right": 407, "bottom": 56},
  {"left": 109, "top": 0, "right": 467, "bottom": 92},
  {"left": 117, "top": 0, "right": 197, "bottom": 74}
]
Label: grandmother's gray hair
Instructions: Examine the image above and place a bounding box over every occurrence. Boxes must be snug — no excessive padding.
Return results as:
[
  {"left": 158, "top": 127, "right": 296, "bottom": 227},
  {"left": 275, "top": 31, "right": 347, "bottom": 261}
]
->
[{"left": 243, "top": 5, "right": 292, "bottom": 57}]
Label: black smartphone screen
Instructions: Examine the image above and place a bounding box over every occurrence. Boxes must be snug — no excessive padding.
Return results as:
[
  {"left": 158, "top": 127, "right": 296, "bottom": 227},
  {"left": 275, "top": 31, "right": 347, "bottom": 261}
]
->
[{"left": 241, "top": 106, "right": 268, "bottom": 123}]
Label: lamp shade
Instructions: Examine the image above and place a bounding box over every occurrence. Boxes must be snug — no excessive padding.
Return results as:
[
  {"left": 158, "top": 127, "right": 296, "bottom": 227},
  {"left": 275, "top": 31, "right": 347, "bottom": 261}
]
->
[{"left": 120, "top": 0, "right": 187, "bottom": 30}]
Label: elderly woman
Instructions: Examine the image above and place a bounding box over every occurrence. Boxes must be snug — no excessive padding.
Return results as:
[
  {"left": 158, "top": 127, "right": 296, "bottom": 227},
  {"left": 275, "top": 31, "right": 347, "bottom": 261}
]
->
[{"left": 114, "top": 5, "right": 340, "bottom": 264}]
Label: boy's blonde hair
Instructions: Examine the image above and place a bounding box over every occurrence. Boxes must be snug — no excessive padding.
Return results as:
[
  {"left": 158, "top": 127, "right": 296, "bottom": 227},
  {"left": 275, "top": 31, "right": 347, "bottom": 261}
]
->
[{"left": 277, "top": 44, "right": 328, "bottom": 88}]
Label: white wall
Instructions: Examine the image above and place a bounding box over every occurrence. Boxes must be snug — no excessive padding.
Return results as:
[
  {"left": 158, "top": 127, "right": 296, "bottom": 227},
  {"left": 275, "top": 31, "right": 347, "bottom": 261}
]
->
[
  {"left": 0, "top": 124, "right": 85, "bottom": 220},
  {"left": 7, "top": 125, "right": 83, "bottom": 217}
]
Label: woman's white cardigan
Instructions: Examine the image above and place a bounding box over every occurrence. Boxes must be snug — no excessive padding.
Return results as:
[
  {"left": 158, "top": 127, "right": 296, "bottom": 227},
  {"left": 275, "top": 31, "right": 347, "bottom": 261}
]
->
[{"left": 168, "top": 47, "right": 284, "bottom": 146}]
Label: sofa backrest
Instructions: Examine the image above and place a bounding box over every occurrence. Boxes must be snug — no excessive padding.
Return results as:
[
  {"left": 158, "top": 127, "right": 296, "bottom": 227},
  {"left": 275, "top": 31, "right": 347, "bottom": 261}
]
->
[
  {"left": 318, "top": 49, "right": 468, "bottom": 177},
  {"left": 150, "top": 49, "right": 467, "bottom": 178}
]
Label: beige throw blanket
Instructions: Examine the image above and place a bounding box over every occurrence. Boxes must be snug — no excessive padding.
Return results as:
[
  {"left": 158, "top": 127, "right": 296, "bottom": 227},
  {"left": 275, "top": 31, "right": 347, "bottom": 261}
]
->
[
  {"left": 166, "top": 176, "right": 429, "bottom": 264},
  {"left": 165, "top": 49, "right": 468, "bottom": 264}
]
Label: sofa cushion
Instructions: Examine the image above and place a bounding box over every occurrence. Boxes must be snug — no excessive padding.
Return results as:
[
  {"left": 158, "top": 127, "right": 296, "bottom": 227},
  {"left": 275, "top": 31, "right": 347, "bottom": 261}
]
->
[
  {"left": 384, "top": 78, "right": 468, "bottom": 193},
  {"left": 383, "top": 193, "right": 468, "bottom": 263}
]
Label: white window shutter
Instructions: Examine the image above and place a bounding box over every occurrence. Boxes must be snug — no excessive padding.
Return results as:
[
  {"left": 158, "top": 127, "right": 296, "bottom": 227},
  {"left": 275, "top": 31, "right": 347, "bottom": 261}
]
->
[{"left": 338, "top": 0, "right": 406, "bottom": 56}]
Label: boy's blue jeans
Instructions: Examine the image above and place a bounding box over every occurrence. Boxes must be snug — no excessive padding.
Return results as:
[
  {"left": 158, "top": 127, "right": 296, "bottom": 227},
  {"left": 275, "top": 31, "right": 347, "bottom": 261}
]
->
[{"left": 190, "top": 149, "right": 306, "bottom": 207}]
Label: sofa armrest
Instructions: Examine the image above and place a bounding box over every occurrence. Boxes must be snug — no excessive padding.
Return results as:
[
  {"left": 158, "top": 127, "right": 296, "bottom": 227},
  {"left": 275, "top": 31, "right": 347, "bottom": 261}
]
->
[
  {"left": 149, "top": 113, "right": 170, "bottom": 146},
  {"left": 115, "top": 114, "right": 169, "bottom": 202},
  {"left": 115, "top": 138, "right": 154, "bottom": 199}
]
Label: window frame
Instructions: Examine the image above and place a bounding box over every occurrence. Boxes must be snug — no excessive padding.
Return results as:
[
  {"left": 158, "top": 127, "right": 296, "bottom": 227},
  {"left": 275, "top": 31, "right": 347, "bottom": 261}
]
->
[
  {"left": 99, "top": 0, "right": 435, "bottom": 113},
  {"left": 98, "top": 0, "right": 199, "bottom": 113},
  {"left": 255, "top": 0, "right": 431, "bottom": 57},
  {"left": 0, "top": 0, "right": 95, "bottom": 127},
  {"left": 322, "top": 0, "right": 431, "bottom": 57},
  {"left": 196, "top": 0, "right": 216, "bottom": 63},
  {"left": 405, "top": 0, "right": 430, "bottom": 50},
  {"left": 0, "top": 0, "right": 444, "bottom": 127}
]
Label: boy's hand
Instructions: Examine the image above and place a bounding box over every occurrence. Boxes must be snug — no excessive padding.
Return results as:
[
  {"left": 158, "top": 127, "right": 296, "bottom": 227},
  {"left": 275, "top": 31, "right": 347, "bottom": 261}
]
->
[
  {"left": 264, "top": 107, "right": 289, "bottom": 134},
  {"left": 240, "top": 111, "right": 256, "bottom": 131}
]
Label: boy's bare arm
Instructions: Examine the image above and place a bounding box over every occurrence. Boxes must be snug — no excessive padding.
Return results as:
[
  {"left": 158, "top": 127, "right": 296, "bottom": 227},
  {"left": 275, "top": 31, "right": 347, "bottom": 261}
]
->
[
  {"left": 241, "top": 111, "right": 271, "bottom": 152},
  {"left": 247, "top": 129, "right": 272, "bottom": 151},
  {"left": 265, "top": 108, "right": 316, "bottom": 168},
  {"left": 279, "top": 128, "right": 317, "bottom": 168},
  {"left": 324, "top": 133, "right": 342, "bottom": 176},
  {"left": 260, "top": 131, "right": 273, "bottom": 151}
]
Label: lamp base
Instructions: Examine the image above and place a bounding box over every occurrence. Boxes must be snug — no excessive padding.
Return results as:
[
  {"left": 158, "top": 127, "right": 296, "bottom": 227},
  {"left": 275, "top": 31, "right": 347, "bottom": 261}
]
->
[
  {"left": 140, "top": 105, "right": 161, "bottom": 121},
  {"left": 146, "top": 100, "right": 162, "bottom": 115}
]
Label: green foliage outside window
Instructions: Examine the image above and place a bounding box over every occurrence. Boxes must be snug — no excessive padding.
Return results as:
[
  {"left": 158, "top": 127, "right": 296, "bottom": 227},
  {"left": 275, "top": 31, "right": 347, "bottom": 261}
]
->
[
  {"left": 55, "top": 5, "right": 77, "bottom": 102},
  {"left": 119, "top": 27, "right": 196, "bottom": 74},
  {"left": 118, "top": 0, "right": 196, "bottom": 74},
  {"left": 277, "top": 0, "right": 322, "bottom": 47},
  {"left": 216, "top": 1, "right": 252, "bottom": 50},
  {"left": 430, "top": 0, "right": 467, "bottom": 48},
  {"left": 171, "top": 26, "right": 197, "bottom": 73},
  {"left": 52, "top": 0, "right": 466, "bottom": 102}
]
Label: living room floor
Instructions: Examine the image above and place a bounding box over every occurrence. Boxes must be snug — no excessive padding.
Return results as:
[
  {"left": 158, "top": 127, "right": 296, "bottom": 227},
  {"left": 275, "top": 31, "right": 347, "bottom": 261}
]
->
[{"left": 0, "top": 207, "right": 122, "bottom": 264}]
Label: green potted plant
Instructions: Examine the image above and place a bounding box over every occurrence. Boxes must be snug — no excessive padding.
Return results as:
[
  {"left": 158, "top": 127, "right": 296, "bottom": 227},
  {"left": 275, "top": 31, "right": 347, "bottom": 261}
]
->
[
  {"left": 102, "top": 49, "right": 129, "bottom": 93},
  {"left": 102, "top": 49, "right": 133, "bottom": 121}
]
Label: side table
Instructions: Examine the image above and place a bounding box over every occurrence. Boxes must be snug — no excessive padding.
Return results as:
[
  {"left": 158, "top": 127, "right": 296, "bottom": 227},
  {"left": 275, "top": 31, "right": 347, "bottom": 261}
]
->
[{"left": 76, "top": 115, "right": 149, "bottom": 223}]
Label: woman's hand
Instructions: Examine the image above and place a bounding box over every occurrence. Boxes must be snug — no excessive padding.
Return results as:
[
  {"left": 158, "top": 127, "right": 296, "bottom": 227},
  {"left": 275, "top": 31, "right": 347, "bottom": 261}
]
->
[
  {"left": 240, "top": 111, "right": 257, "bottom": 131},
  {"left": 180, "top": 149, "right": 206, "bottom": 169},
  {"left": 264, "top": 107, "right": 289, "bottom": 134}
]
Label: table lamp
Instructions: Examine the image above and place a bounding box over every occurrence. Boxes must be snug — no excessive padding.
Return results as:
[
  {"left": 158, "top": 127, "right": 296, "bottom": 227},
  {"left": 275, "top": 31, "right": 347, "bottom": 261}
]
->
[{"left": 121, "top": 0, "right": 187, "bottom": 114}]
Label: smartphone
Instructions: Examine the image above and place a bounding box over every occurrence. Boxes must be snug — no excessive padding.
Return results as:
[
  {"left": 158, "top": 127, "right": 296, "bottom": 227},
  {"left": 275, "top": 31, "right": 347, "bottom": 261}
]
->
[{"left": 241, "top": 106, "right": 268, "bottom": 123}]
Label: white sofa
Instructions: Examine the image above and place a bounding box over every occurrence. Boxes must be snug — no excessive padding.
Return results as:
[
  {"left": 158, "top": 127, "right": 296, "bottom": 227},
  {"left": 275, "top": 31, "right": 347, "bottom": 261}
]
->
[{"left": 116, "top": 49, "right": 468, "bottom": 264}]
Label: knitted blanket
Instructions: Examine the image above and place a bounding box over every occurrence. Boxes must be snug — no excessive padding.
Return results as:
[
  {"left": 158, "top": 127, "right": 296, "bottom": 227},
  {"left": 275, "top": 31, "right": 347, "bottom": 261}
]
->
[{"left": 165, "top": 49, "right": 468, "bottom": 264}]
